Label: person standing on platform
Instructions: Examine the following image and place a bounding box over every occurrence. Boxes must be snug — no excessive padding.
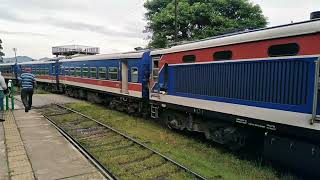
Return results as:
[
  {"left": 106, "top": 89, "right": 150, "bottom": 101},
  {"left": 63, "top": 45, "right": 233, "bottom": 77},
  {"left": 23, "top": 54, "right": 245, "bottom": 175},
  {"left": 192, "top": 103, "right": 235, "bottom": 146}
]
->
[
  {"left": 0, "top": 72, "right": 7, "bottom": 121},
  {"left": 18, "top": 69, "right": 36, "bottom": 113}
]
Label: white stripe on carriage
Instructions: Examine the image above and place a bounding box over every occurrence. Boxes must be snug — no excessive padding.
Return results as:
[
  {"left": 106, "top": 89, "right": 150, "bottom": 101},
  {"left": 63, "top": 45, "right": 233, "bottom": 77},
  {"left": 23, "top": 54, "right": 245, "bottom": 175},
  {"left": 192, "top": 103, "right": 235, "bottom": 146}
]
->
[
  {"left": 62, "top": 80, "right": 142, "bottom": 98},
  {"left": 150, "top": 94, "right": 320, "bottom": 131}
]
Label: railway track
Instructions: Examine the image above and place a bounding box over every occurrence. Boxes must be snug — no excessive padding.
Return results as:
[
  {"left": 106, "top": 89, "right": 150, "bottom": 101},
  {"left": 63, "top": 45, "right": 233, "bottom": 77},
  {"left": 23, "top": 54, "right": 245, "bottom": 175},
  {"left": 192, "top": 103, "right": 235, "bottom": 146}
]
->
[{"left": 39, "top": 104, "right": 207, "bottom": 180}]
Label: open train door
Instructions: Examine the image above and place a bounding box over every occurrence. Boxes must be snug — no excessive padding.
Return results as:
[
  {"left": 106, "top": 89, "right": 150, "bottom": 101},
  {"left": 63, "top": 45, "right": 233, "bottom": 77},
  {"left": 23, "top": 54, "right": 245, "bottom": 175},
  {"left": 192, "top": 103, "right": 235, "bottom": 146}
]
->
[{"left": 121, "top": 59, "right": 129, "bottom": 94}]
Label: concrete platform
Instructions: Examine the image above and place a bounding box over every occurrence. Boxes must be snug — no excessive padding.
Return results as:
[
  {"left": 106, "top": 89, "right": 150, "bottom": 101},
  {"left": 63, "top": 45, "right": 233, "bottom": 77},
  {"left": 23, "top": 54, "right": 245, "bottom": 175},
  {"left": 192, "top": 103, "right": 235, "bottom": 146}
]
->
[
  {"left": 0, "top": 103, "right": 106, "bottom": 179},
  {"left": 14, "top": 94, "right": 84, "bottom": 109}
]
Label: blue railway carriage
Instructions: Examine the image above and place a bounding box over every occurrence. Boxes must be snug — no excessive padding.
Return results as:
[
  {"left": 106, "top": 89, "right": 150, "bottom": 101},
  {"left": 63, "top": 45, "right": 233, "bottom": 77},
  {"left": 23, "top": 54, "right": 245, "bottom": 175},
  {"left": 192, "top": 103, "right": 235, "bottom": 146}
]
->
[
  {"left": 0, "top": 63, "right": 16, "bottom": 80},
  {"left": 149, "top": 19, "right": 320, "bottom": 175},
  {"left": 58, "top": 51, "right": 151, "bottom": 114},
  {"left": 18, "top": 61, "right": 58, "bottom": 90}
]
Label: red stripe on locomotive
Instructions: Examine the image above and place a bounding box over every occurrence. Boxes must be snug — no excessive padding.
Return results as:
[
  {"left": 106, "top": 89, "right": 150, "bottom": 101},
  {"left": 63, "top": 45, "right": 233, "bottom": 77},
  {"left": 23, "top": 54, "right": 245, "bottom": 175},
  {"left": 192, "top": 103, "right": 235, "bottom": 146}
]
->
[{"left": 160, "top": 33, "right": 320, "bottom": 67}]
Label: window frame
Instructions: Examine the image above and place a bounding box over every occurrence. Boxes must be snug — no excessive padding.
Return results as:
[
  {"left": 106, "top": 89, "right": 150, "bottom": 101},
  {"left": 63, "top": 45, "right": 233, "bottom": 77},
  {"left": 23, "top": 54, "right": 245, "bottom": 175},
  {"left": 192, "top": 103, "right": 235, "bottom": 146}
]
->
[
  {"left": 75, "top": 67, "right": 81, "bottom": 77},
  {"left": 65, "top": 67, "right": 69, "bottom": 76},
  {"left": 90, "top": 67, "right": 97, "bottom": 79},
  {"left": 152, "top": 56, "right": 160, "bottom": 82},
  {"left": 70, "top": 67, "right": 75, "bottom": 76},
  {"left": 268, "top": 43, "right": 300, "bottom": 57},
  {"left": 45, "top": 68, "right": 49, "bottom": 75},
  {"left": 98, "top": 67, "right": 107, "bottom": 79},
  {"left": 82, "top": 67, "right": 89, "bottom": 78},
  {"left": 182, "top": 55, "right": 196, "bottom": 63},
  {"left": 52, "top": 65, "right": 56, "bottom": 75},
  {"left": 213, "top": 50, "right": 233, "bottom": 61},
  {"left": 108, "top": 67, "right": 118, "bottom": 81},
  {"left": 131, "top": 67, "right": 139, "bottom": 83}
]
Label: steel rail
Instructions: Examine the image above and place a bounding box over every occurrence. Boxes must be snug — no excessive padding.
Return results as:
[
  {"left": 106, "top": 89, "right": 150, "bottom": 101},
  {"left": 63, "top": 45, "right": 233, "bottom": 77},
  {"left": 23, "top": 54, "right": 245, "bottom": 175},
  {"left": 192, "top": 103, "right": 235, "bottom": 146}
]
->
[
  {"left": 43, "top": 113, "right": 116, "bottom": 180},
  {"left": 54, "top": 103, "right": 207, "bottom": 180}
]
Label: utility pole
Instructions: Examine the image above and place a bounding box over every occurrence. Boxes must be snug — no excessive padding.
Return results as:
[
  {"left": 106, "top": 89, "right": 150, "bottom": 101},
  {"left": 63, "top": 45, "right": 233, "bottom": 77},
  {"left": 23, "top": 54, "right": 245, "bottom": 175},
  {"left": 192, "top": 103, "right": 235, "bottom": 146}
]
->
[
  {"left": 13, "top": 48, "right": 18, "bottom": 81},
  {"left": 13, "top": 48, "right": 17, "bottom": 64},
  {"left": 174, "top": 0, "right": 178, "bottom": 42}
]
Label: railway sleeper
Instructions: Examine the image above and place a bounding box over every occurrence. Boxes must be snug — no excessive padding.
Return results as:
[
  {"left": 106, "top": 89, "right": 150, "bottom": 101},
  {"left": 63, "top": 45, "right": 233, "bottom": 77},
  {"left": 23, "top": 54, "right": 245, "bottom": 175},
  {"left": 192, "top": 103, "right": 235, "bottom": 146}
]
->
[
  {"left": 130, "top": 160, "right": 167, "bottom": 175},
  {"left": 81, "top": 133, "right": 124, "bottom": 146},
  {"left": 97, "top": 141, "right": 134, "bottom": 152},
  {"left": 135, "top": 162, "right": 180, "bottom": 179},
  {"left": 121, "top": 154, "right": 165, "bottom": 169},
  {"left": 102, "top": 146, "right": 144, "bottom": 158},
  {"left": 78, "top": 132, "right": 116, "bottom": 143},
  {"left": 87, "top": 139, "right": 124, "bottom": 149},
  {"left": 111, "top": 150, "right": 153, "bottom": 165}
]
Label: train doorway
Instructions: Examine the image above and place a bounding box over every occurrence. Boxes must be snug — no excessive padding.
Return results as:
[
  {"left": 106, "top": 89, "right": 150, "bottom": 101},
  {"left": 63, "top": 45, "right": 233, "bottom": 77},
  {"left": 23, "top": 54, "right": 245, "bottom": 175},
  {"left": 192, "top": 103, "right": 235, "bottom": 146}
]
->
[{"left": 121, "top": 60, "right": 129, "bottom": 94}]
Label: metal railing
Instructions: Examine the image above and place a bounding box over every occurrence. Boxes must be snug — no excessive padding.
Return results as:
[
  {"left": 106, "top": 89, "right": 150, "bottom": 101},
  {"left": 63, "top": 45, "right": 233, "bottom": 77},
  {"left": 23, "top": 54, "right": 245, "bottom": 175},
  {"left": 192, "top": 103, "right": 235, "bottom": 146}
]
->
[{"left": 4, "top": 85, "right": 15, "bottom": 111}]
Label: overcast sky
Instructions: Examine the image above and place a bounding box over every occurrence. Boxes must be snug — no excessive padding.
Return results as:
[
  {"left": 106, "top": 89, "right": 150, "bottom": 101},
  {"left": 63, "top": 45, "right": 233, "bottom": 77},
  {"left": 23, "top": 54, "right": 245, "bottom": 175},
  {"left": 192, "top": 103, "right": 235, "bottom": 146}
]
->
[{"left": 0, "top": 0, "right": 319, "bottom": 59}]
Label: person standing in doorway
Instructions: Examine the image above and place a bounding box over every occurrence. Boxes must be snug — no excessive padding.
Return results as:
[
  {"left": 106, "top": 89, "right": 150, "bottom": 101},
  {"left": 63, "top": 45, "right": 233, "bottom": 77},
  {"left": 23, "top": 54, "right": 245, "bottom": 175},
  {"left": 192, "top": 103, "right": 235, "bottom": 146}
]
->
[
  {"left": 18, "top": 69, "right": 36, "bottom": 112},
  {"left": 0, "top": 72, "right": 8, "bottom": 121}
]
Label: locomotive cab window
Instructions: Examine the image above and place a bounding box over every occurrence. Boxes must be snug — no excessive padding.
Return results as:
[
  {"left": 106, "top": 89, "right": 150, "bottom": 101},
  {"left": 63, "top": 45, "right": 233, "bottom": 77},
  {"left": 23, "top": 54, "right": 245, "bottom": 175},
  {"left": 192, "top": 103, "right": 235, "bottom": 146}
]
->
[
  {"left": 108, "top": 67, "right": 118, "bottom": 81},
  {"left": 152, "top": 56, "right": 160, "bottom": 81},
  {"left": 131, "top": 67, "right": 139, "bottom": 83},
  {"left": 90, "top": 67, "right": 97, "bottom": 79},
  {"left": 268, "top": 43, "right": 300, "bottom": 57},
  {"left": 98, "top": 67, "right": 107, "bottom": 79},
  {"left": 213, "top": 50, "right": 233, "bottom": 61},
  {"left": 182, "top": 55, "right": 196, "bottom": 63},
  {"left": 82, "top": 67, "right": 89, "bottom": 77}
]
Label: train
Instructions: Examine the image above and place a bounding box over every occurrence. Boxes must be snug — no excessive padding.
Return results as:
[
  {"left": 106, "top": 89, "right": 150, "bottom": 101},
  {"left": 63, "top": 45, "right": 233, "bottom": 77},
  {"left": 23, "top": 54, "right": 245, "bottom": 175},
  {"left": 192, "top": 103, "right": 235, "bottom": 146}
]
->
[{"left": 1, "top": 15, "right": 320, "bottom": 176}]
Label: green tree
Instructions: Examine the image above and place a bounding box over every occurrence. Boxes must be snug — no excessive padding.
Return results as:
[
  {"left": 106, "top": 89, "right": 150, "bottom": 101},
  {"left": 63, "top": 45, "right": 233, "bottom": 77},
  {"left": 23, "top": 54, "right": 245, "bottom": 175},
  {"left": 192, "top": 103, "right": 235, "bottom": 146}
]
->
[
  {"left": 144, "top": 0, "right": 268, "bottom": 48},
  {"left": 0, "top": 39, "right": 4, "bottom": 63}
]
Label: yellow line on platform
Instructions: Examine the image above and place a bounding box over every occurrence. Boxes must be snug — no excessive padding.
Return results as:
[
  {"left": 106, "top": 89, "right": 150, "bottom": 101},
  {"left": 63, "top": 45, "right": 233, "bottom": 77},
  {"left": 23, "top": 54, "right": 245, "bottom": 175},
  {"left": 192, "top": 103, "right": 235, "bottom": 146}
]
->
[{"left": 3, "top": 111, "right": 35, "bottom": 180}]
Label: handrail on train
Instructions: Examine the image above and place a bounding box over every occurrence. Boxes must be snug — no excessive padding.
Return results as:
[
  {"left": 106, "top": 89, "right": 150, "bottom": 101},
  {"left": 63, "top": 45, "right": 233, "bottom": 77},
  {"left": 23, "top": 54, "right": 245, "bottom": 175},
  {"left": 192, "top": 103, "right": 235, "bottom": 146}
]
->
[{"left": 311, "top": 57, "right": 320, "bottom": 124}]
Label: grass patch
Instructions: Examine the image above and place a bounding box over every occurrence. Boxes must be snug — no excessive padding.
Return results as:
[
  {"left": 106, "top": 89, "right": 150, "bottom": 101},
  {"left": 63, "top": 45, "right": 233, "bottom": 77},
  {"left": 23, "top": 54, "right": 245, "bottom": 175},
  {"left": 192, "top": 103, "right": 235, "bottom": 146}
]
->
[
  {"left": 63, "top": 102, "right": 297, "bottom": 180},
  {"left": 42, "top": 105, "right": 196, "bottom": 179},
  {"left": 12, "top": 86, "right": 51, "bottom": 96}
]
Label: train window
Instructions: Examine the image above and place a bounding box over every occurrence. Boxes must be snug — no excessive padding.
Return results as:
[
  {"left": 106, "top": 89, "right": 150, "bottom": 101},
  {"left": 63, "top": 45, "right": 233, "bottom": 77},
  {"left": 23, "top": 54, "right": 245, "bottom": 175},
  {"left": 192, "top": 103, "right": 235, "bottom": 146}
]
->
[
  {"left": 98, "top": 67, "right": 107, "bottom": 79},
  {"left": 45, "top": 68, "right": 49, "bottom": 75},
  {"left": 65, "top": 68, "right": 69, "bottom": 76},
  {"left": 59, "top": 66, "right": 64, "bottom": 75},
  {"left": 268, "top": 43, "right": 300, "bottom": 57},
  {"left": 75, "top": 67, "right": 81, "bottom": 77},
  {"left": 52, "top": 66, "right": 56, "bottom": 75},
  {"left": 213, "top": 50, "right": 233, "bottom": 61},
  {"left": 152, "top": 56, "right": 160, "bottom": 82},
  {"left": 70, "top": 67, "right": 75, "bottom": 76},
  {"left": 82, "top": 67, "right": 89, "bottom": 78},
  {"left": 90, "top": 67, "right": 97, "bottom": 79},
  {"left": 108, "top": 67, "right": 118, "bottom": 81},
  {"left": 131, "top": 67, "right": 139, "bottom": 83},
  {"left": 182, "top": 55, "right": 196, "bottom": 63}
]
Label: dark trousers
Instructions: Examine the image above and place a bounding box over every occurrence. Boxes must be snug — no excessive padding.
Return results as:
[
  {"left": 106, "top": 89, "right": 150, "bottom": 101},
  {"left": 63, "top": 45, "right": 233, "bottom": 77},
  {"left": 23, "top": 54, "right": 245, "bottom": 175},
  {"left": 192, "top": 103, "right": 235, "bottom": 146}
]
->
[{"left": 21, "top": 88, "right": 34, "bottom": 110}]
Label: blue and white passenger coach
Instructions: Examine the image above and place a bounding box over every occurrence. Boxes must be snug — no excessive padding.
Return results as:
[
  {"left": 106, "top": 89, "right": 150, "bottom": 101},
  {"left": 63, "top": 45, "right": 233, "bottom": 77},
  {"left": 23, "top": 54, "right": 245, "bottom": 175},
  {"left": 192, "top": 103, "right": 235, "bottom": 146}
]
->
[{"left": 58, "top": 51, "right": 151, "bottom": 113}]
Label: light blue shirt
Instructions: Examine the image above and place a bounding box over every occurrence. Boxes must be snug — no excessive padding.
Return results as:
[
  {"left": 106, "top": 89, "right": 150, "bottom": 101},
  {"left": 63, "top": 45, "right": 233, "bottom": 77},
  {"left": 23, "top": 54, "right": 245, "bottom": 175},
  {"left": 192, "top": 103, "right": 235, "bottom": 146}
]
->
[{"left": 19, "top": 73, "right": 35, "bottom": 89}]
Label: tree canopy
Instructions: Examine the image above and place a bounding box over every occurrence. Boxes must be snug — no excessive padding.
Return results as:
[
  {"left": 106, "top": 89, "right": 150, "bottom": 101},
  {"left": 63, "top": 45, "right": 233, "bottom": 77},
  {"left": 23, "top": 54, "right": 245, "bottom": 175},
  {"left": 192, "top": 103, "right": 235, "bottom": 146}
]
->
[
  {"left": 144, "top": 0, "right": 268, "bottom": 48},
  {"left": 0, "top": 39, "right": 4, "bottom": 62}
]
